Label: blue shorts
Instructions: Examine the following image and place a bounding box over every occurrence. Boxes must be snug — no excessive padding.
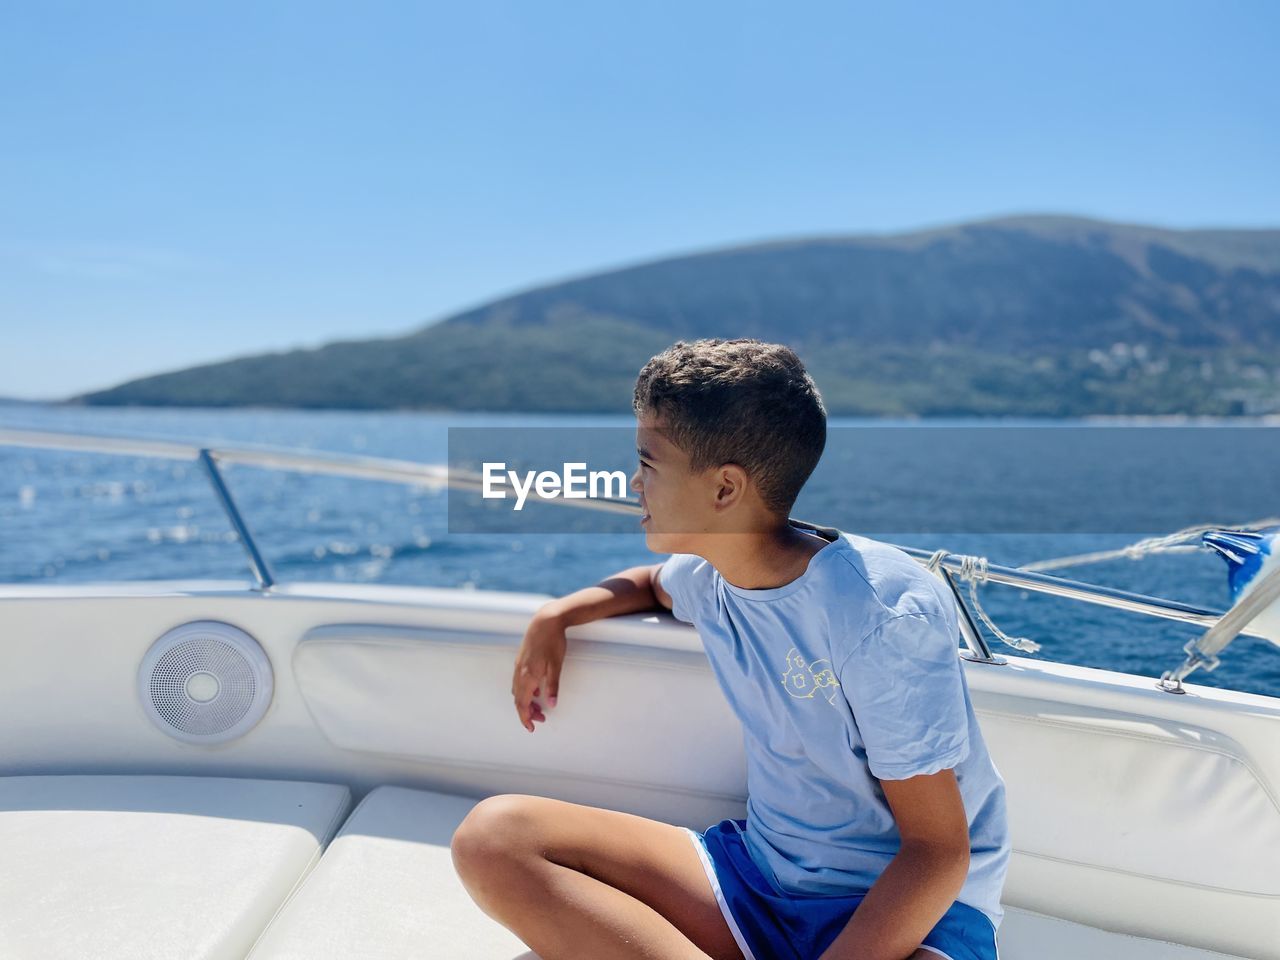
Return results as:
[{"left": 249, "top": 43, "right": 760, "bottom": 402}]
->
[{"left": 684, "top": 818, "right": 999, "bottom": 960}]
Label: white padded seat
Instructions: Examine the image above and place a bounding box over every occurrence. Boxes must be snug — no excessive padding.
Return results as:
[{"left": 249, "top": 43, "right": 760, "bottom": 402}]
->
[
  {"left": 247, "top": 785, "right": 535, "bottom": 960},
  {"left": 234, "top": 782, "right": 1254, "bottom": 960},
  {"left": 998, "top": 906, "right": 1251, "bottom": 959},
  {"left": 0, "top": 772, "right": 1260, "bottom": 960},
  {"left": 241, "top": 783, "right": 1259, "bottom": 960},
  {"left": 0, "top": 774, "right": 351, "bottom": 960}
]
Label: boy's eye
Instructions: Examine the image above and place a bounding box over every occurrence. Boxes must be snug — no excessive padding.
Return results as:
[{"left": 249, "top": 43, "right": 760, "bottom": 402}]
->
[{"left": 639, "top": 459, "right": 652, "bottom": 469}]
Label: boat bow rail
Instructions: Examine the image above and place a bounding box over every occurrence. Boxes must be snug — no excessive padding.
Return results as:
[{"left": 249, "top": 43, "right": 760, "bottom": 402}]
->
[
  {"left": 4, "top": 426, "right": 1280, "bottom": 959},
  {"left": 1, "top": 425, "right": 1273, "bottom": 693}
]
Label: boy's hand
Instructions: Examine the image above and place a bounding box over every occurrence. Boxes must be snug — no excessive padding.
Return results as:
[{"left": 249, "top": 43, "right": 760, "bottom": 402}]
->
[{"left": 512, "top": 607, "right": 567, "bottom": 733}]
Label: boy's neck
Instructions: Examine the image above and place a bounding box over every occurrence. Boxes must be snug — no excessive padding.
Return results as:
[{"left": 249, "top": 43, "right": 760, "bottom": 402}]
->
[{"left": 704, "top": 521, "right": 834, "bottom": 591}]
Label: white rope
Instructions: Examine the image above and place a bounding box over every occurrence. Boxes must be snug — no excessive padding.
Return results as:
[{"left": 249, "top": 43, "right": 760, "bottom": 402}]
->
[
  {"left": 1019, "top": 516, "right": 1280, "bottom": 573},
  {"left": 1019, "top": 543, "right": 1201, "bottom": 573},
  {"left": 926, "top": 550, "right": 1042, "bottom": 654},
  {"left": 922, "top": 517, "right": 1280, "bottom": 659}
]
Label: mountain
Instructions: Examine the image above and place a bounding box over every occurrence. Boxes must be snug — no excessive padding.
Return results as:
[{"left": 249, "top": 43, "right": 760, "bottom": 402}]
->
[{"left": 72, "top": 214, "right": 1280, "bottom": 416}]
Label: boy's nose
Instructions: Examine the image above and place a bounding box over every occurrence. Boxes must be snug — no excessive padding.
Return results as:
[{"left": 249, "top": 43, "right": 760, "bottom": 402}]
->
[{"left": 629, "top": 470, "right": 642, "bottom": 491}]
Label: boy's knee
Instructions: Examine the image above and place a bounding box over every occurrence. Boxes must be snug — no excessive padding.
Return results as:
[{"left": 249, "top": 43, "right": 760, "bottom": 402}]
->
[{"left": 451, "top": 794, "right": 542, "bottom": 872}]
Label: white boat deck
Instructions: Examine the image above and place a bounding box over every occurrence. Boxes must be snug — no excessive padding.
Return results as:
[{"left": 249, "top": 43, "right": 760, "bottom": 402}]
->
[
  {"left": 1, "top": 579, "right": 1276, "bottom": 959},
  {"left": 0, "top": 773, "right": 1249, "bottom": 960}
]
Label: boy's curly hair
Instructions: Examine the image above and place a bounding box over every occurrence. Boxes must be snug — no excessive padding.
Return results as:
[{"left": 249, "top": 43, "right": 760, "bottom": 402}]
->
[{"left": 633, "top": 338, "right": 827, "bottom": 517}]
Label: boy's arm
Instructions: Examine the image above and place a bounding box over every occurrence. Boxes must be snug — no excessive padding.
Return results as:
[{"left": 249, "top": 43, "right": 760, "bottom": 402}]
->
[
  {"left": 513, "top": 563, "right": 671, "bottom": 731},
  {"left": 823, "top": 608, "right": 974, "bottom": 958},
  {"left": 535, "top": 562, "right": 670, "bottom": 626},
  {"left": 816, "top": 769, "right": 971, "bottom": 960}
]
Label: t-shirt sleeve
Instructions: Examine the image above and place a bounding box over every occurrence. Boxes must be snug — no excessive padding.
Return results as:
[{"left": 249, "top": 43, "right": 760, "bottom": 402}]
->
[
  {"left": 655, "top": 553, "right": 713, "bottom": 626},
  {"left": 835, "top": 611, "right": 971, "bottom": 780}
]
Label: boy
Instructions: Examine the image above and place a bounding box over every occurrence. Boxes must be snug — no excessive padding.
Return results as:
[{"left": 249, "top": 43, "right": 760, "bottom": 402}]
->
[{"left": 451, "top": 339, "right": 1010, "bottom": 960}]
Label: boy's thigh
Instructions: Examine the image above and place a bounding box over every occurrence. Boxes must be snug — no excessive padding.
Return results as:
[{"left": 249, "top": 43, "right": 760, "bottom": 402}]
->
[{"left": 453, "top": 794, "right": 746, "bottom": 960}]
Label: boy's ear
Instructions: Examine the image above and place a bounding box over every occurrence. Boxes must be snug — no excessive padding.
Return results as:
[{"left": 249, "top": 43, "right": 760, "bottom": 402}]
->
[{"left": 713, "top": 463, "right": 749, "bottom": 508}]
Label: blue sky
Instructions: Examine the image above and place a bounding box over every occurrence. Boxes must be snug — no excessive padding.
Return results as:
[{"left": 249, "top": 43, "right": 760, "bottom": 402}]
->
[{"left": 2, "top": 0, "right": 1276, "bottom": 399}]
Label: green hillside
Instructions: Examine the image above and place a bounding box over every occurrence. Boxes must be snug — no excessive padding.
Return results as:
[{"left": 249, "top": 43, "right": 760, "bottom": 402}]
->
[{"left": 73, "top": 214, "right": 1280, "bottom": 416}]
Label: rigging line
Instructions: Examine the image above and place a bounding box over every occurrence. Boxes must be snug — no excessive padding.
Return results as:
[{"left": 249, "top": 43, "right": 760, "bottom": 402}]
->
[
  {"left": 1019, "top": 516, "right": 1280, "bottom": 573},
  {"left": 927, "top": 549, "right": 1042, "bottom": 654}
]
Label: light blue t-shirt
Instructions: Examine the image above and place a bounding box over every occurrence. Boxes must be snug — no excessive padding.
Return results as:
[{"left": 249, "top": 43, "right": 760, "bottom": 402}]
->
[{"left": 658, "top": 521, "right": 1011, "bottom": 931}]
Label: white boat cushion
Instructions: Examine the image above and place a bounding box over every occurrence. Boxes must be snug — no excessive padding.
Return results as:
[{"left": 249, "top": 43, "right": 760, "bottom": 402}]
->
[
  {"left": 0, "top": 774, "right": 351, "bottom": 960},
  {"left": 980, "top": 695, "right": 1280, "bottom": 958},
  {"left": 999, "top": 905, "right": 1253, "bottom": 959},
  {"left": 246, "top": 785, "right": 535, "bottom": 960},
  {"left": 244, "top": 783, "right": 1259, "bottom": 960}
]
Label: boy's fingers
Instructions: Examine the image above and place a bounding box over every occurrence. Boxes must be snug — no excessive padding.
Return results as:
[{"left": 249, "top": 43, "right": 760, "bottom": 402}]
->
[
  {"left": 518, "top": 698, "right": 541, "bottom": 732},
  {"left": 512, "top": 658, "right": 560, "bottom": 732},
  {"left": 513, "top": 674, "right": 537, "bottom": 731},
  {"left": 528, "top": 672, "right": 555, "bottom": 726},
  {"left": 533, "top": 671, "right": 550, "bottom": 718}
]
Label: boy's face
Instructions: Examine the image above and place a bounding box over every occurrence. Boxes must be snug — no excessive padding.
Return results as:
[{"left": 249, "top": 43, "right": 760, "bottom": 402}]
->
[{"left": 632, "top": 413, "right": 723, "bottom": 553}]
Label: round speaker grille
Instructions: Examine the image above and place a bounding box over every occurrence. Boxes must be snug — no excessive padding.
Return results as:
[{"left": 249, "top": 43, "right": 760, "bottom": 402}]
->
[{"left": 138, "top": 620, "right": 274, "bottom": 744}]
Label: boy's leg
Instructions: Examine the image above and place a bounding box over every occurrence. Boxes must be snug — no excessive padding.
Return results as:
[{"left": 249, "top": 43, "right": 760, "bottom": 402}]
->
[{"left": 451, "top": 794, "right": 748, "bottom": 960}]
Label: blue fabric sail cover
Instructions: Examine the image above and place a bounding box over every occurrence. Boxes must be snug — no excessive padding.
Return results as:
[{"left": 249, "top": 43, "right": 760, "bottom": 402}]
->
[{"left": 1202, "top": 525, "right": 1280, "bottom": 644}]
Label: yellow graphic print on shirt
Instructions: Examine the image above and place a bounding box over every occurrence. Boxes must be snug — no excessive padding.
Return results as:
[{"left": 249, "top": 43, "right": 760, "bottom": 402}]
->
[{"left": 779, "top": 647, "right": 842, "bottom": 707}]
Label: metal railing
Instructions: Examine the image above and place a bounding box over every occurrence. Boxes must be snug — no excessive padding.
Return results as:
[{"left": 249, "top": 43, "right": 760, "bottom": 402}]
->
[
  {"left": 2, "top": 425, "right": 1272, "bottom": 690},
  {"left": 0, "top": 428, "right": 636, "bottom": 588}
]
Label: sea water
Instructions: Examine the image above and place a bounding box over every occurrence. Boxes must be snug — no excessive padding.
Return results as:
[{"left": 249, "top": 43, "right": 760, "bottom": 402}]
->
[{"left": 1, "top": 404, "right": 1277, "bottom": 699}]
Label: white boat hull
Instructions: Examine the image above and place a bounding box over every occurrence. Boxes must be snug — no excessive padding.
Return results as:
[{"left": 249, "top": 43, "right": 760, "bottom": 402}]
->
[{"left": 0, "top": 580, "right": 1276, "bottom": 959}]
